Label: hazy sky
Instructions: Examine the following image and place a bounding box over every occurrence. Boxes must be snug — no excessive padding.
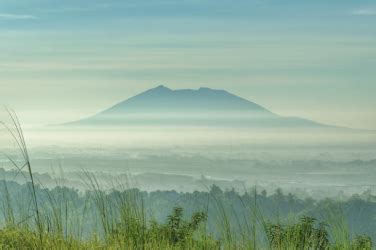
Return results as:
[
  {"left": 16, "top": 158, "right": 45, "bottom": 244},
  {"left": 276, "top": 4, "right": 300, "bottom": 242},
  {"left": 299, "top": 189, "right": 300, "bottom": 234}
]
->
[{"left": 0, "top": 0, "right": 375, "bottom": 129}]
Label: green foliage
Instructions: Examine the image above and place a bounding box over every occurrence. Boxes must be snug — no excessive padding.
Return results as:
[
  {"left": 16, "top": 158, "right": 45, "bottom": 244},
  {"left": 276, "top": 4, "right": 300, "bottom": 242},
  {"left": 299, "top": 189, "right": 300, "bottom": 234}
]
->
[
  {"left": 163, "top": 207, "right": 207, "bottom": 244},
  {"left": 0, "top": 227, "right": 96, "bottom": 249},
  {"left": 351, "top": 235, "right": 373, "bottom": 250},
  {"left": 265, "top": 217, "right": 373, "bottom": 250},
  {"left": 265, "top": 216, "right": 330, "bottom": 249}
]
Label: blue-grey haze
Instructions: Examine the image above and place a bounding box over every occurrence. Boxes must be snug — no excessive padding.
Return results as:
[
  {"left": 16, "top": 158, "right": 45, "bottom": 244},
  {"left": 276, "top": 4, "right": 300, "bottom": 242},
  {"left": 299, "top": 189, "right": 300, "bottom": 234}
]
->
[{"left": 0, "top": 0, "right": 375, "bottom": 129}]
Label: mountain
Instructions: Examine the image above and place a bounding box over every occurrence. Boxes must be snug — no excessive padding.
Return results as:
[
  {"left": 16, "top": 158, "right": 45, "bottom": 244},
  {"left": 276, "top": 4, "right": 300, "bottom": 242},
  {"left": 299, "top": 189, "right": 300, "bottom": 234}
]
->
[
  {"left": 65, "top": 85, "right": 336, "bottom": 129},
  {"left": 98, "top": 85, "right": 273, "bottom": 114}
]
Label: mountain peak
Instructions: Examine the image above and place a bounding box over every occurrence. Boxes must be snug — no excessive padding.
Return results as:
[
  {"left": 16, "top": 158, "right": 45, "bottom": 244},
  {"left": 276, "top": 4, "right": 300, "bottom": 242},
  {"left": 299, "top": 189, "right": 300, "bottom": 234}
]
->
[
  {"left": 148, "top": 85, "right": 230, "bottom": 94},
  {"left": 198, "top": 87, "right": 216, "bottom": 91},
  {"left": 154, "top": 84, "right": 170, "bottom": 90},
  {"left": 96, "top": 85, "right": 274, "bottom": 116},
  {"left": 147, "top": 85, "right": 172, "bottom": 93},
  {"left": 65, "top": 85, "right": 336, "bottom": 129},
  {"left": 152, "top": 85, "right": 220, "bottom": 93}
]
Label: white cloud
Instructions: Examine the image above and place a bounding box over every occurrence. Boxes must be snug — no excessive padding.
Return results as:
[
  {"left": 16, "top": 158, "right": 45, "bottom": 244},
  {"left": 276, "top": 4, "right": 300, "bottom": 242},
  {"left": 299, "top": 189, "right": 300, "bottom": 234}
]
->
[
  {"left": 0, "top": 13, "right": 36, "bottom": 20},
  {"left": 352, "top": 8, "right": 376, "bottom": 16}
]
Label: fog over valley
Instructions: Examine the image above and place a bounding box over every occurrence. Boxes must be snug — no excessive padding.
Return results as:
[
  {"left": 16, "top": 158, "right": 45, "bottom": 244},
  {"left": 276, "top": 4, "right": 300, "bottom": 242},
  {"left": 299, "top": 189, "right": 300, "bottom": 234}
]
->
[{"left": 1, "top": 88, "right": 375, "bottom": 198}]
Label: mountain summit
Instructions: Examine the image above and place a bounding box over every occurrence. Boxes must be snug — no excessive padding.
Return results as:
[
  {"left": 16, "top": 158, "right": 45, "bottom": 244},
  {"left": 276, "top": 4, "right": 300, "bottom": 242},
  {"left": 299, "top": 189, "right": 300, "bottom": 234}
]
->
[
  {"left": 66, "top": 85, "right": 333, "bottom": 128},
  {"left": 100, "top": 85, "right": 274, "bottom": 115}
]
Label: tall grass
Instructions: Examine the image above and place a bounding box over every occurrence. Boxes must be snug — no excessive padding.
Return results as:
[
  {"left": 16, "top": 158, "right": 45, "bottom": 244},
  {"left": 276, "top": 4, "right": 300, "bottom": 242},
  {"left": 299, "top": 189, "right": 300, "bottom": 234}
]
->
[
  {"left": 0, "top": 110, "right": 373, "bottom": 249},
  {"left": 0, "top": 108, "right": 43, "bottom": 240}
]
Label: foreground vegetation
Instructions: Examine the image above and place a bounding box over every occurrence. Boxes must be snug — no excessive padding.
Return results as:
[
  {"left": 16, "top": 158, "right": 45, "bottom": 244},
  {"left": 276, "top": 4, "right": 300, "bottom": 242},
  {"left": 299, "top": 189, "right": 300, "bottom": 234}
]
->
[
  {"left": 0, "top": 110, "right": 374, "bottom": 249},
  {"left": 1, "top": 175, "right": 374, "bottom": 249},
  {"left": 0, "top": 185, "right": 373, "bottom": 249}
]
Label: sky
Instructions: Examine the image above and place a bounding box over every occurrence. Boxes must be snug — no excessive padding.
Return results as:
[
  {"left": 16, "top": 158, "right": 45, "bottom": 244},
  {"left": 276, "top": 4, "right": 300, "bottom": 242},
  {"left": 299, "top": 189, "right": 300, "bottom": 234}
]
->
[{"left": 0, "top": 0, "right": 375, "bottom": 129}]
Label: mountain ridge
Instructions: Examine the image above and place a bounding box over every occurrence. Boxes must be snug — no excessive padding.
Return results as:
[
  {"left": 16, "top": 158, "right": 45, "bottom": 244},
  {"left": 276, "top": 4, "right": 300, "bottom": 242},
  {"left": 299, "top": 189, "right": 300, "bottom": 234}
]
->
[
  {"left": 99, "top": 85, "right": 275, "bottom": 115},
  {"left": 64, "top": 85, "right": 341, "bottom": 129}
]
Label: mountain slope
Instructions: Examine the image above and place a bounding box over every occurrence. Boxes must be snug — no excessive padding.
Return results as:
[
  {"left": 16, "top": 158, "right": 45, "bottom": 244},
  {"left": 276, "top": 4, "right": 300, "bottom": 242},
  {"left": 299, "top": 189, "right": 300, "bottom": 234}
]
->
[
  {"left": 99, "top": 85, "right": 274, "bottom": 114},
  {"left": 65, "top": 85, "right": 336, "bottom": 128}
]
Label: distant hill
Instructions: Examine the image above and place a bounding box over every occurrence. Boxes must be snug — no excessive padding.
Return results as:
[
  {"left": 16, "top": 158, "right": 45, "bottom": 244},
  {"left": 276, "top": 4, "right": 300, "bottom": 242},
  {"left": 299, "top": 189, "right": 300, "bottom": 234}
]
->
[
  {"left": 65, "top": 85, "right": 337, "bottom": 128},
  {"left": 99, "top": 85, "right": 273, "bottom": 114}
]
